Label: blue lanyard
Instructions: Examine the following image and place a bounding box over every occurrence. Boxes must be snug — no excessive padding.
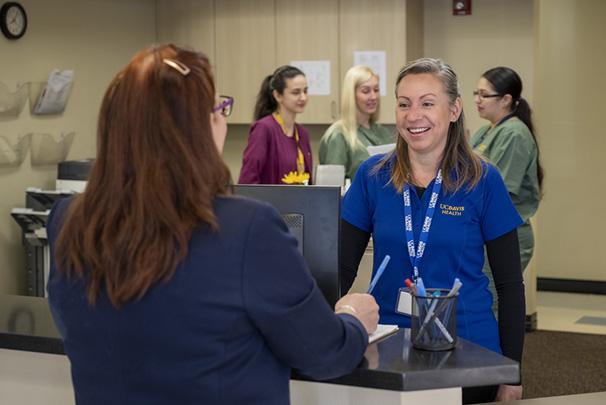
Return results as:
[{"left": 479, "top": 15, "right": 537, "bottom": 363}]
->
[
  {"left": 403, "top": 168, "right": 442, "bottom": 282},
  {"left": 472, "top": 113, "right": 516, "bottom": 149}
]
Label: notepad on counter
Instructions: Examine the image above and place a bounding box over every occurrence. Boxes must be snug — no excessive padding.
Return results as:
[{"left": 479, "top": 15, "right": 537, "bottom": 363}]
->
[{"left": 369, "top": 324, "right": 399, "bottom": 344}]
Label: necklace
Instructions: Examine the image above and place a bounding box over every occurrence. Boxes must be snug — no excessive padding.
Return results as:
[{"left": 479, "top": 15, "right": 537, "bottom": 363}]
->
[{"left": 273, "top": 112, "right": 305, "bottom": 174}]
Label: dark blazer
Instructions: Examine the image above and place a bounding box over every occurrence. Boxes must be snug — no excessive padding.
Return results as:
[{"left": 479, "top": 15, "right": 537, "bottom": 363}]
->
[{"left": 47, "top": 196, "right": 367, "bottom": 405}]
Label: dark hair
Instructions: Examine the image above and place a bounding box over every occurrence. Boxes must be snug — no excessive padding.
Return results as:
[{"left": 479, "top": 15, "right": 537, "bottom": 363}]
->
[
  {"left": 483, "top": 67, "right": 544, "bottom": 193},
  {"left": 55, "top": 44, "right": 232, "bottom": 308},
  {"left": 377, "top": 58, "right": 484, "bottom": 193},
  {"left": 253, "top": 65, "right": 305, "bottom": 121}
]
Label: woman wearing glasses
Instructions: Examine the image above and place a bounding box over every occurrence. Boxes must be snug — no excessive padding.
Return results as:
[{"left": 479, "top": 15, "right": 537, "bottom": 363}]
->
[
  {"left": 238, "top": 66, "right": 314, "bottom": 184},
  {"left": 46, "top": 44, "right": 379, "bottom": 405},
  {"left": 319, "top": 65, "right": 394, "bottom": 181},
  {"left": 471, "top": 67, "right": 543, "bottom": 317}
]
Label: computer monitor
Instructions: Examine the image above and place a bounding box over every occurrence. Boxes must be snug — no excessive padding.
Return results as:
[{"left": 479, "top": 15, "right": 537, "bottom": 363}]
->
[{"left": 232, "top": 185, "right": 341, "bottom": 307}]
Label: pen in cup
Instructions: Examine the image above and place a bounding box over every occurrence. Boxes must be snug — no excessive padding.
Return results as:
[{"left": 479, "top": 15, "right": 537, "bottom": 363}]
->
[
  {"left": 405, "top": 278, "right": 417, "bottom": 295},
  {"left": 443, "top": 279, "right": 461, "bottom": 326},
  {"left": 416, "top": 281, "right": 463, "bottom": 341},
  {"left": 367, "top": 255, "right": 391, "bottom": 294},
  {"left": 416, "top": 277, "right": 427, "bottom": 297},
  {"left": 417, "top": 279, "right": 463, "bottom": 341}
]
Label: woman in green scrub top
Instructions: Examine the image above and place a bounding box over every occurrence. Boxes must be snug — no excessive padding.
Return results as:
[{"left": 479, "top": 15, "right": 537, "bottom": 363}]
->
[
  {"left": 319, "top": 65, "right": 394, "bottom": 180},
  {"left": 470, "top": 67, "right": 544, "bottom": 316}
]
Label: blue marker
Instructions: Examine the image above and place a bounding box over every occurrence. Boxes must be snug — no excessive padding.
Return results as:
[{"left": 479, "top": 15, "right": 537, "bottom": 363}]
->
[
  {"left": 416, "top": 277, "right": 427, "bottom": 297},
  {"left": 367, "top": 255, "right": 390, "bottom": 294}
]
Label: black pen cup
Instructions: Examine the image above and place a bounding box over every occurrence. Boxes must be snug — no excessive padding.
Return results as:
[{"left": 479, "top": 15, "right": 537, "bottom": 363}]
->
[{"left": 411, "top": 288, "right": 457, "bottom": 351}]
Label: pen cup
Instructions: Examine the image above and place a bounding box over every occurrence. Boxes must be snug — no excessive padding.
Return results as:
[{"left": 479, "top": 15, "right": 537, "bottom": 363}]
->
[{"left": 411, "top": 288, "right": 457, "bottom": 351}]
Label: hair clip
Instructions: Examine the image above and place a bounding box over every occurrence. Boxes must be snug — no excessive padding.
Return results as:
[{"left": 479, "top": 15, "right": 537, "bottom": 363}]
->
[{"left": 163, "top": 59, "right": 191, "bottom": 76}]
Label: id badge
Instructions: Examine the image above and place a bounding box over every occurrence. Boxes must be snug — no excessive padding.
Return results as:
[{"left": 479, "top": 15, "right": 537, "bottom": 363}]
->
[{"left": 396, "top": 288, "right": 413, "bottom": 315}]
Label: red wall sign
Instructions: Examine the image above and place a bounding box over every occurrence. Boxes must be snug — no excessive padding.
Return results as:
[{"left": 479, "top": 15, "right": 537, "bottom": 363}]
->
[{"left": 453, "top": 0, "right": 472, "bottom": 16}]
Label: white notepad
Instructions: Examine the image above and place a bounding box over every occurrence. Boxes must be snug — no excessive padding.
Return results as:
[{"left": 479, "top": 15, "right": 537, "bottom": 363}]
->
[{"left": 368, "top": 324, "right": 399, "bottom": 344}]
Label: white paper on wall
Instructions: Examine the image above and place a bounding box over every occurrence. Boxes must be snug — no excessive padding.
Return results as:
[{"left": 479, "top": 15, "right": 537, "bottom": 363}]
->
[
  {"left": 290, "top": 60, "right": 331, "bottom": 95},
  {"left": 34, "top": 70, "right": 74, "bottom": 114},
  {"left": 354, "top": 51, "right": 387, "bottom": 96}
]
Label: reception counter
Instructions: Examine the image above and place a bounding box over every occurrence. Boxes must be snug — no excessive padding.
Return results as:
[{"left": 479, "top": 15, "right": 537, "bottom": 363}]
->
[{"left": 0, "top": 294, "right": 519, "bottom": 404}]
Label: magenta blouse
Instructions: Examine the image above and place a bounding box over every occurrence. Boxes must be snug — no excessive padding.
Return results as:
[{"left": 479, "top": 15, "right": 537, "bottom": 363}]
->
[{"left": 238, "top": 114, "right": 313, "bottom": 185}]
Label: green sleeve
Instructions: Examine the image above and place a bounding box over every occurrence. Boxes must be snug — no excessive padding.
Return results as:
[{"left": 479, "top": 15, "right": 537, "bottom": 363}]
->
[
  {"left": 319, "top": 128, "right": 350, "bottom": 170},
  {"left": 374, "top": 124, "right": 395, "bottom": 144},
  {"left": 487, "top": 126, "right": 536, "bottom": 196}
]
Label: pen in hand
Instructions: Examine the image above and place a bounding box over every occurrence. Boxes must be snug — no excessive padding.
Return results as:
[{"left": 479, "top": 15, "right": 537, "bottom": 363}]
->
[{"left": 367, "top": 255, "right": 390, "bottom": 294}]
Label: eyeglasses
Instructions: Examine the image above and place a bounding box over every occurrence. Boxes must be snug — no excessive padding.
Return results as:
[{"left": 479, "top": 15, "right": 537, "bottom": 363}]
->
[
  {"left": 473, "top": 91, "right": 501, "bottom": 101},
  {"left": 214, "top": 96, "right": 233, "bottom": 117}
]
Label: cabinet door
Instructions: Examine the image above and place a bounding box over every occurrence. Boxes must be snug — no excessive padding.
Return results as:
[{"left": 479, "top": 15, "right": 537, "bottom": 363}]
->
[
  {"left": 156, "top": 0, "right": 215, "bottom": 61},
  {"left": 339, "top": 0, "right": 422, "bottom": 125},
  {"left": 215, "top": 0, "right": 276, "bottom": 124},
  {"left": 276, "top": 0, "right": 339, "bottom": 124}
]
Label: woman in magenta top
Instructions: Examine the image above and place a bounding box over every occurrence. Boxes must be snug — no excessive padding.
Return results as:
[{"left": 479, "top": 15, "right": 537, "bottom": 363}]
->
[{"left": 238, "top": 66, "right": 313, "bottom": 184}]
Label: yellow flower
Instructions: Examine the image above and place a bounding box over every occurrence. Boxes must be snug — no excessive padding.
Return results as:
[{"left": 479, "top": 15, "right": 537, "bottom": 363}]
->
[{"left": 281, "top": 171, "right": 310, "bottom": 185}]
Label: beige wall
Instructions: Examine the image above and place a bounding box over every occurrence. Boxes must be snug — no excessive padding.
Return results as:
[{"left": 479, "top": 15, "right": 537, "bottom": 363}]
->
[
  {"left": 0, "top": 0, "right": 156, "bottom": 294},
  {"left": 534, "top": 0, "right": 606, "bottom": 281},
  {"left": 423, "top": 0, "right": 535, "bottom": 135},
  {"left": 424, "top": 0, "right": 605, "bottom": 283}
]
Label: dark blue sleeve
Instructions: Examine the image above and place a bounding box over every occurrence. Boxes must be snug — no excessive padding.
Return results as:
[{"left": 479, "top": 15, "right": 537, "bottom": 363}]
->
[
  {"left": 46, "top": 196, "right": 75, "bottom": 337},
  {"left": 241, "top": 202, "right": 368, "bottom": 380},
  {"left": 486, "top": 228, "right": 525, "bottom": 379}
]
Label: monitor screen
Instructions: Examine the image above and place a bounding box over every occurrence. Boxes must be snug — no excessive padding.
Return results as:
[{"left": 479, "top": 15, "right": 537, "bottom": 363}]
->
[{"left": 232, "top": 185, "right": 341, "bottom": 307}]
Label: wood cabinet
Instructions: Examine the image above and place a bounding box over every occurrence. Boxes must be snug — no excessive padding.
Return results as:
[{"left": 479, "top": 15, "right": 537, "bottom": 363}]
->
[
  {"left": 275, "top": 0, "right": 339, "bottom": 124},
  {"left": 339, "top": 0, "right": 423, "bottom": 124},
  {"left": 156, "top": 0, "right": 423, "bottom": 125},
  {"left": 215, "top": 0, "right": 276, "bottom": 123},
  {"left": 156, "top": 0, "right": 215, "bottom": 62}
]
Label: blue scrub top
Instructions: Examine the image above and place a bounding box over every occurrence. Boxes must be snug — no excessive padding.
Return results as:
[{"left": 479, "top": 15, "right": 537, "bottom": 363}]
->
[{"left": 342, "top": 154, "right": 522, "bottom": 354}]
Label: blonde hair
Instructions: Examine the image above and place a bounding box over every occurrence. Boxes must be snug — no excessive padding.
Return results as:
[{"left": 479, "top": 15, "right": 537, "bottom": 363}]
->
[{"left": 328, "top": 65, "right": 380, "bottom": 151}]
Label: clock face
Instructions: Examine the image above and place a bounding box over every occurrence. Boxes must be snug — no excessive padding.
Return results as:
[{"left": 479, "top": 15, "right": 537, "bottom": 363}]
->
[{"left": 1, "top": 2, "right": 27, "bottom": 39}]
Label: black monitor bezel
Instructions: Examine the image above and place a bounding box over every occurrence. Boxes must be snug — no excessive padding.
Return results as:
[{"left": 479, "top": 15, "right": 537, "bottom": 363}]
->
[{"left": 232, "top": 185, "right": 341, "bottom": 307}]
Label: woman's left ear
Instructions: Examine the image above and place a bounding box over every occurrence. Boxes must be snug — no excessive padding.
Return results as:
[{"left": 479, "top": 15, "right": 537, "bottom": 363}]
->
[
  {"left": 450, "top": 98, "right": 463, "bottom": 122},
  {"left": 502, "top": 94, "right": 513, "bottom": 108}
]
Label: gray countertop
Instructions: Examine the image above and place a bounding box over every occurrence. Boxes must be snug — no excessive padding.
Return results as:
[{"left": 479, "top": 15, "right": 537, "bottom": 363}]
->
[{"left": 0, "top": 294, "right": 519, "bottom": 391}]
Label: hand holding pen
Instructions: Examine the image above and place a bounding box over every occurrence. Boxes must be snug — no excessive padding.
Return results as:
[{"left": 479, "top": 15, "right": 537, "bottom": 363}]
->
[{"left": 335, "top": 293, "right": 380, "bottom": 334}]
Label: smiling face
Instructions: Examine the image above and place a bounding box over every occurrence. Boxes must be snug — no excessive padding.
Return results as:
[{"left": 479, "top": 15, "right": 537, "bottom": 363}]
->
[
  {"left": 274, "top": 74, "right": 308, "bottom": 116},
  {"left": 355, "top": 75, "right": 380, "bottom": 118},
  {"left": 396, "top": 73, "right": 461, "bottom": 159}
]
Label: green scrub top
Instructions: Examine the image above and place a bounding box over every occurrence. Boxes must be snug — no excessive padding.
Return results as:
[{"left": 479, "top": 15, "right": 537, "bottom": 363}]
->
[
  {"left": 319, "top": 123, "right": 394, "bottom": 180},
  {"left": 471, "top": 119, "right": 540, "bottom": 316},
  {"left": 471, "top": 119, "right": 540, "bottom": 223}
]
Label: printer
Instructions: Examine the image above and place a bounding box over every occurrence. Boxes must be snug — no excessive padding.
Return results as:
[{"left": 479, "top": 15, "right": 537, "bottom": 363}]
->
[{"left": 11, "top": 159, "right": 94, "bottom": 296}]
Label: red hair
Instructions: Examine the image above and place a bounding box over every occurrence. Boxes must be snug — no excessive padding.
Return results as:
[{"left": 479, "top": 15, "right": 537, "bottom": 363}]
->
[{"left": 54, "top": 44, "right": 232, "bottom": 307}]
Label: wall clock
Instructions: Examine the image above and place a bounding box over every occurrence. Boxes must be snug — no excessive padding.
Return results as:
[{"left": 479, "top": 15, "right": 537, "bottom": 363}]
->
[{"left": 1, "top": 2, "right": 27, "bottom": 40}]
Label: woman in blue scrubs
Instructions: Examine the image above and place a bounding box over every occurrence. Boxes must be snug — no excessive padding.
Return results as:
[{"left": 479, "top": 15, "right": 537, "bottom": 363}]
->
[{"left": 340, "top": 58, "right": 525, "bottom": 403}]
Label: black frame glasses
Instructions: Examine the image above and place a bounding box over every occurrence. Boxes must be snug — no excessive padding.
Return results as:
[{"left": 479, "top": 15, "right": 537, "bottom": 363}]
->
[
  {"left": 473, "top": 91, "right": 501, "bottom": 101},
  {"left": 214, "top": 95, "right": 233, "bottom": 117}
]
